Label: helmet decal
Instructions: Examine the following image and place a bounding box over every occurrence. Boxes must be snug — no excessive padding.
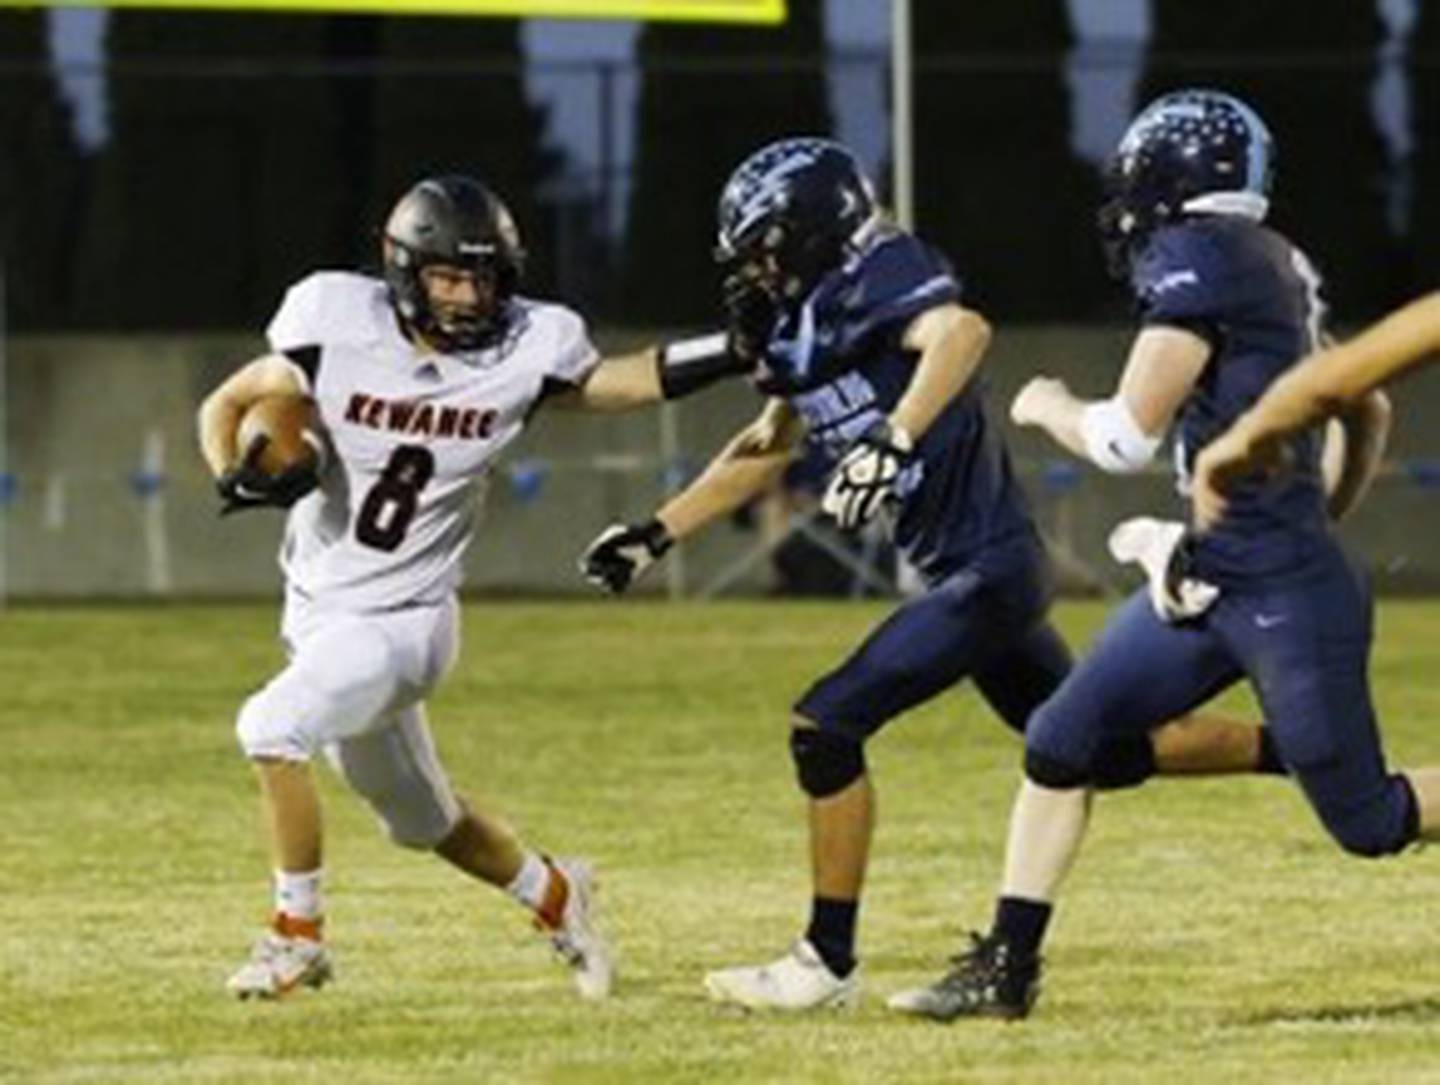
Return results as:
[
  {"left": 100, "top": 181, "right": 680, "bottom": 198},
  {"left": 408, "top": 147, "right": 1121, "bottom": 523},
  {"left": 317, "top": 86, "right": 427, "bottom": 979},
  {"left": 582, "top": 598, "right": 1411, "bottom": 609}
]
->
[
  {"left": 1099, "top": 89, "right": 1275, "bottom": 277},
  {"left": 715, "top": 137, "right": 878, "bottom": 303}
]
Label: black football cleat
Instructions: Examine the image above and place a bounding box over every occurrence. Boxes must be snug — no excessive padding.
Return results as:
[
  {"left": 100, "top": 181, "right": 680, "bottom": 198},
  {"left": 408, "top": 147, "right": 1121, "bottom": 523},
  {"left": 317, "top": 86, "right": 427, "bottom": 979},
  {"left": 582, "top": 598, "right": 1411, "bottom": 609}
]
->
[{"left": 887, "top": 932, "right": 1041, "bottom": 1022}]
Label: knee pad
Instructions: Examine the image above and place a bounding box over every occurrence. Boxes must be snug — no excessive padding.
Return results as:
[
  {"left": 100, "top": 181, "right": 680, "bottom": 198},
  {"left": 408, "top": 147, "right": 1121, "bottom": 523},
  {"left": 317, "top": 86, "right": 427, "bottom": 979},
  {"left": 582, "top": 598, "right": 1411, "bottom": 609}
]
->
[
  {"left": 236, "top": 688, "right": 312, "bottom": 762},
  {"left": 790, "top": 726, "right": 866, "bottom": 798},
  {"left": 1090, "top": 735, "right": 1157, "bottom": 791},
  {"left": 1324, "top": 775, "right": 1417, "bottom": 859},
  {"left": 1024, "top": 746, "right": 1090, "bottom": 790}
]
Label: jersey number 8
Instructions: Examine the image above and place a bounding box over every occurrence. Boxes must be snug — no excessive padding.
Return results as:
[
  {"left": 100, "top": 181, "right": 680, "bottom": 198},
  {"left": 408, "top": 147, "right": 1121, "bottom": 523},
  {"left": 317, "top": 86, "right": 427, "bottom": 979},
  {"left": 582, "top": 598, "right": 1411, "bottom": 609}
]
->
[{"left": 356, "top": 445, "right": 435, "bottom": 552}]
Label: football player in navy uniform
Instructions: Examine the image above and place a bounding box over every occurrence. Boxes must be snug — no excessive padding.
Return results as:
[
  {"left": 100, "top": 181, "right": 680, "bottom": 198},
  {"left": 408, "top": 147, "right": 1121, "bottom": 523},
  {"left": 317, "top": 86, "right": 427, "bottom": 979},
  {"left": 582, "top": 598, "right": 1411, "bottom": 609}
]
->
[
  {"left": 581, "top": 138, "right": 1279, "bottom": 1011},
  {"left": 887, "top": 90, "right": 1440, "bottom": 1023}
]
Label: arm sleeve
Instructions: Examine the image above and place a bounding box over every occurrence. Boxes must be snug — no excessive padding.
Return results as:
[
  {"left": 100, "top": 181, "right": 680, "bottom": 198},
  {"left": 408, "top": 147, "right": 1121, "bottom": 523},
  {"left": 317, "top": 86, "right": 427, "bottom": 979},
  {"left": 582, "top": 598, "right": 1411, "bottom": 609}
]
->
[
  {"left": 838, "top": 235, "right": 963, "bottom": 354},
  {"left": 265, "top": 276, "right": 326, "bottom": 394},
  {"left": 548, "top": 306, "right": 602, "bottom": 389},
  {"left": 1134, "top": 233, "right": 1224, "bottom": 351}
]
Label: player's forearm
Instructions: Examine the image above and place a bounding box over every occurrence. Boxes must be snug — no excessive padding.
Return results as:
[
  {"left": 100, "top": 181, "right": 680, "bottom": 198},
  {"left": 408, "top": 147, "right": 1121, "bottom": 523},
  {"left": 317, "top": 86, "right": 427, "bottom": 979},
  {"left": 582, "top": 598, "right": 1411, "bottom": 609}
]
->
[
  {"left": 1239, "top": 293, "right": 1440, "bottom": 447},
  {"left": 1318, "top": 291, "right": 1440, "bottom": 401},
  {"left": 1025, "top": 327, "right": 1206, "bottom": 473},
  {"left": 571, "top": 334, "right": 756, "bottom": 412},
  {"left": 198, "top": 353, "right": 307, "bottom": 475},
  {"left": 891, "top": 309, "right": 990, "bottom": 441},
  {"left": 656, "top": 449, "right": 791, "bottom": 541},
  {"left": 1325, "top": 390, "right": 1391, "bottom": 522},
  {"left": 1229, "top": 359, "right": 1350, "bottom": 453},
  {"left": 569, "top": 349, "right": 663, "bottom": 411}
]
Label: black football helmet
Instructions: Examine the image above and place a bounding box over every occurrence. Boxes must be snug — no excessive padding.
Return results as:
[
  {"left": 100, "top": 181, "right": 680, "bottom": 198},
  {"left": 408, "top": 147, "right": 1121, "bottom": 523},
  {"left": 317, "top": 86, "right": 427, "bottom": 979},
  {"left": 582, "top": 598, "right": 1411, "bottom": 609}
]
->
[
  {"left": 714, "top": 137, "right": 879, "bottom": 305},
  {"left": 1098, "top": 89, "right": 1274, "bottom": 277},
  {"left": 383, "top": 174, "right": 526, "bottom": 351}
]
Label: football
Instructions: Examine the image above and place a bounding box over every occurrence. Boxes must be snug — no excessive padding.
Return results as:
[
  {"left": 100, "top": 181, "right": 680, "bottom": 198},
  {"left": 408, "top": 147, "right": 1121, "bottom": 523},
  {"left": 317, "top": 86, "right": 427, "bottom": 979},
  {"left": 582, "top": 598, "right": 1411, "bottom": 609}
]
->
[{"left": 236, "top": 394, "right": 324, "bottom": 477}]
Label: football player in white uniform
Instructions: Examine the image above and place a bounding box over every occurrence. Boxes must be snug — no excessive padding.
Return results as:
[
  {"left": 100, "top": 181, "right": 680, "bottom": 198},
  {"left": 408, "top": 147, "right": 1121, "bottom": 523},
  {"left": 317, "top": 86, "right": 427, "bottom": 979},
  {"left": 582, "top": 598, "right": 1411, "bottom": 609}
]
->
[{"left": 198, "top": 174, "right": 739, "bottom": 1000}]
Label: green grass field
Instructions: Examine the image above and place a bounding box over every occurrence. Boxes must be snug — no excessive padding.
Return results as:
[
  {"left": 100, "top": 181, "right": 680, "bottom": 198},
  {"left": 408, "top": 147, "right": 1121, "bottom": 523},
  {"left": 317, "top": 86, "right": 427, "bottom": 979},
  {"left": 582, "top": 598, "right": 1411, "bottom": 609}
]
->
[{"left": 5, "top": 599, "right": 1440, "bottom": 1084}]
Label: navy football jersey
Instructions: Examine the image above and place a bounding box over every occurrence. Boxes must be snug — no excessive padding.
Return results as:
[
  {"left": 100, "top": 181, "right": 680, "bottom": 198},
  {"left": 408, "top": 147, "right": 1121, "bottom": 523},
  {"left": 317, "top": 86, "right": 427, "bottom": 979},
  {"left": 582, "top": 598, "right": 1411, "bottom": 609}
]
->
[
  {"left": 1133, "top": 216, "right": 1332, "bottom": 584},
  {"left": 757, "top": 226, "right": 1035, "bottom": 582}
]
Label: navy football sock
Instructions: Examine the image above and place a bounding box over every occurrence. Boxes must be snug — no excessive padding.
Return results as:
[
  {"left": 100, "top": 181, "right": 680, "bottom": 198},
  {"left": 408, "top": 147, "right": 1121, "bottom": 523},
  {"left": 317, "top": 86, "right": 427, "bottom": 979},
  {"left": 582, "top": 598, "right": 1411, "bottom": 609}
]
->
[
  {"left": 805, "top": 896, "right": 858, "bottom": 978},
  {"left": 993, "top": 896, "right": 1052, "bottom": 959}
]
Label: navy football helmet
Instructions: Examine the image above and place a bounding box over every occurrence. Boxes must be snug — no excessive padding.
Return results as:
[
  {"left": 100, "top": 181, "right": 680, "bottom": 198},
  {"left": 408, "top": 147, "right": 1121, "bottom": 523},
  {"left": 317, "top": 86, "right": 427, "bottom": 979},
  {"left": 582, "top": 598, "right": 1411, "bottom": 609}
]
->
[
  {"left": 1098, "top": 89, "right": 1274, "bottom": 277},
  {"left": 383, "top": 174, "right": 526, "bottom": 351},
  {"left": 715, "top": 137, "right": 879, "bottom": 304}
]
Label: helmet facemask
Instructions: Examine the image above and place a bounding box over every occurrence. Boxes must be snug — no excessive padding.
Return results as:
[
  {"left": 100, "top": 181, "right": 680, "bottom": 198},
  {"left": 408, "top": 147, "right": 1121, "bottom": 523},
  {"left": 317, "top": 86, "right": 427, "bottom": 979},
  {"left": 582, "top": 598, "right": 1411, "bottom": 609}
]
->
[
  {"left": 715, "top": 220, "right": 845, "bottom": 310},
  {"left": 1096, "top": 153, "right": 1170, "bottom": 281}
]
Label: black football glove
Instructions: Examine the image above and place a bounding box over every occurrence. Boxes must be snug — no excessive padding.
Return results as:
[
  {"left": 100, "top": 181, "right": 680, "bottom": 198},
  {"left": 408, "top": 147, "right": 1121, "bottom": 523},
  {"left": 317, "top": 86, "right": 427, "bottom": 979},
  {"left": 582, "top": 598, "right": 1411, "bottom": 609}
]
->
[
  {"left": 216, "top": 435, "right": 319, "bottom": 517},
  {"left": 821, "top": 420, "right": 914, "bottom": 531},
  {"left": 721, "top": 268, "right": 778, "bottom": 367},
  {"left": 579, "top": 519, "right": 674, "bottom": 595}
]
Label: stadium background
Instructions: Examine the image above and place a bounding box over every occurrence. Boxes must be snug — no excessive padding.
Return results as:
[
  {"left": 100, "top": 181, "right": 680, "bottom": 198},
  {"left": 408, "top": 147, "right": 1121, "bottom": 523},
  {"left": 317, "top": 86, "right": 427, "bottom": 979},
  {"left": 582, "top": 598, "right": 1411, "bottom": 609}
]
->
[{"left": 2, "top": 0, "right": 1438, "bottom": 598}]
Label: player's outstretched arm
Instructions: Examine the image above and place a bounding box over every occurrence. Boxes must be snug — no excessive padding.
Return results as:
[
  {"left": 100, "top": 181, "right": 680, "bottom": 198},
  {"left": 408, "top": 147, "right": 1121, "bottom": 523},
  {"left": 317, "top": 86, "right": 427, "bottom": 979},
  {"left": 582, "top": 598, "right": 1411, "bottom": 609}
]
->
[
  {"left": 556, "top": 347, "right": 662, "bottom": 410},
  {"left": 1263, "top": 291, "right": 1440, "bottom": 428},
  {"left": 1010, "top": 326, "right": 1210, "bottom": 471},
  {"left": 579, "top": 399, "right": 800, "bottom": 593},
  {"left": 197, "top": 354, "right": 307, "bottom": 477},
  {"left": 660, "top": 398, "right": 802, "bottom": 538},
  {"left": 1194, "top": 292, "right": 1440, "bottom": 529},
  {"left": 556, "top": 334, "right": 756, "bottom": 413},
  {"left": 565, "top": 270, "right": 775, "bottom": 412}
]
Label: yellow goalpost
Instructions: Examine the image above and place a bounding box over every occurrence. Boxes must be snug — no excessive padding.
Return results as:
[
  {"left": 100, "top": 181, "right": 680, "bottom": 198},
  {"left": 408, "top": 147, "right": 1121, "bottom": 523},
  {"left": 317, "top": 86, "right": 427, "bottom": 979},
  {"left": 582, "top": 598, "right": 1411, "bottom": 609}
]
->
[{"left": 6, "top": 0, "right": 785, "bottom": 23}]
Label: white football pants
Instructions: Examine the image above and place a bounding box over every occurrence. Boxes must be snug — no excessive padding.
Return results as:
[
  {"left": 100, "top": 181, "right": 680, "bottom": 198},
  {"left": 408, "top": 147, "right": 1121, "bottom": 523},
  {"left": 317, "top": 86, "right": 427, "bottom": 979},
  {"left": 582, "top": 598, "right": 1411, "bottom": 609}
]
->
[{"left": 236, "top": 589, "right": 462, "bottom": 848}]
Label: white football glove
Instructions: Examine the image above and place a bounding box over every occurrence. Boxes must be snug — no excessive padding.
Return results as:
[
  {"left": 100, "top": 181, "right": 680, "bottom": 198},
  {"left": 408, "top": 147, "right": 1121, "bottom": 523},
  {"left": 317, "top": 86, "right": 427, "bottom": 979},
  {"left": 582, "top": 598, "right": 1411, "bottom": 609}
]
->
[
  {"left": 822, "top": 421, "right": 914, "bottom": 532},
  {"left": 579, "top": 519, "right": 673, "bottom": 595},
  {"left": 1108, "top": 516, "right": 1219, "bottom": 623}
]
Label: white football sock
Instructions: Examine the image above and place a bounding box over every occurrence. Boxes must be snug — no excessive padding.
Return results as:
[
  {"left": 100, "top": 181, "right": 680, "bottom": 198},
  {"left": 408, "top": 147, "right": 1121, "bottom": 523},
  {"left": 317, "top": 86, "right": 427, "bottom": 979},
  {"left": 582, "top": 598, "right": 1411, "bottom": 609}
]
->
[
  {"left": 505, "top": 852, "right": 550, "bottom": 911},
  {"left": 274, "top": 868, "right": 324, "bottom": 921},
  {"left": 1000, "top": 780, "right": 1092, "bottom": 903}
]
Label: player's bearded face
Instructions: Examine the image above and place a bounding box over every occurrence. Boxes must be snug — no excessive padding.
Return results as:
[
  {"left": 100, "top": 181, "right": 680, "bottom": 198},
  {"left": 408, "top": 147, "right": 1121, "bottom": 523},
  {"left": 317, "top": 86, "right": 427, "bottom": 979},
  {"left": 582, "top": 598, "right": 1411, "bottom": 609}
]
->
[{"left": 420, "top": 264, "right": 498, "bottom": 338}]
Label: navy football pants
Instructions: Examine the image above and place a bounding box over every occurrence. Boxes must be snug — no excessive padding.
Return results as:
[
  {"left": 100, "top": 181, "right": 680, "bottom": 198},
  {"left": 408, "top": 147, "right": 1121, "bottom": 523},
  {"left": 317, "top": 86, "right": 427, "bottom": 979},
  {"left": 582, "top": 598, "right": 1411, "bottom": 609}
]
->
[
  {"left": 1025, "top": 551, "right": 1416, "bottom": 857},
  {"left": 795, "top": 540, "right": 1071, "bottom": 741}
]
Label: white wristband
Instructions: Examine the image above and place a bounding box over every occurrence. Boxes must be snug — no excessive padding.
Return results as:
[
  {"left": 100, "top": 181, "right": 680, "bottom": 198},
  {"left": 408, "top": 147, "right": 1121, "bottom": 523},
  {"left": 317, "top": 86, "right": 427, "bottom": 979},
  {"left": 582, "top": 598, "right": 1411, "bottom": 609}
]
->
[{"left": 1080, "top": 398, "right": 1161, "bottom": 474}]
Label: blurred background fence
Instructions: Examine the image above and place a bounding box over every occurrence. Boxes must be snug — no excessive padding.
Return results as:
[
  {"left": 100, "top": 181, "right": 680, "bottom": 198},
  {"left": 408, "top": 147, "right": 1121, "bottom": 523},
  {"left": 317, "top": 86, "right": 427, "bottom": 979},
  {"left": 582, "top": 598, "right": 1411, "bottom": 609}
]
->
[
  {"left": 2, "top": 1, "right": 1437, "bottom": 597},
  {"left": 3, "top": 326, "right": 1436, "bottom": 599}
]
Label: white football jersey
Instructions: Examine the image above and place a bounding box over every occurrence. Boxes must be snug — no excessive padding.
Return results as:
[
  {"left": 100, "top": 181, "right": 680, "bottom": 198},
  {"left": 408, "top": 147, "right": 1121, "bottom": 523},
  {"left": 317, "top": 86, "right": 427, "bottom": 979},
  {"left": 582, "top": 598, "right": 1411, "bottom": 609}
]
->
[{"left": 266, "top": 271, "right": 599, "bottom": 611}]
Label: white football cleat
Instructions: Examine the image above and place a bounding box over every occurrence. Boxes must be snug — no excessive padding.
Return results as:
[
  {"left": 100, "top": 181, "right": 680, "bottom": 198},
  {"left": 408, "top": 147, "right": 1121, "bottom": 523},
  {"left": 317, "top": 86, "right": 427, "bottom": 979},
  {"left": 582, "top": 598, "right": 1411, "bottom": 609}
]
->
[
  {"left": 703, "top": 939, "right": 861, "bottom": 1012},
  {"left": 537, "top": 858, "right": 615, "bottom": 1001},
  {"left": 226, "top": 929, "right": 333, "bottom": 1000}
]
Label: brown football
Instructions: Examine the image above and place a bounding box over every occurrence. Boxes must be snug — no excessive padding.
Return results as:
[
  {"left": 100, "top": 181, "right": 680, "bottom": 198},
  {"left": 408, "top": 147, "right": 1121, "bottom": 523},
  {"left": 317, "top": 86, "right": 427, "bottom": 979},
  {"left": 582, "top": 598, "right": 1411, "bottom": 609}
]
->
[{"left": 236, "top": 394, "right": 324, "bottom": 476}]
